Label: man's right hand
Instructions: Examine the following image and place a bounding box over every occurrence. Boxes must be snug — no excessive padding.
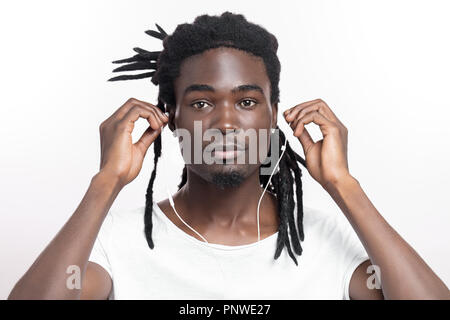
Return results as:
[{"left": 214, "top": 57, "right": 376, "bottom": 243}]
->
[{"left": 98, "top": 98, "right": 168, "bottom": 188}]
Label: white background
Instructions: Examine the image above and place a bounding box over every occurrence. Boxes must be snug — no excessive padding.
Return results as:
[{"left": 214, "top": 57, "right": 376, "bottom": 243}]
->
[{"left": 1, "top": 0, "right": 449, "bottom": 299}]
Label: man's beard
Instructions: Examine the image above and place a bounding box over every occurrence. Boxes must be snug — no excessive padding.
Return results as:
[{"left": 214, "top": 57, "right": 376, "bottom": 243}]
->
[{"left": 211, "top": 170, "right": 245, "bottom": 189}]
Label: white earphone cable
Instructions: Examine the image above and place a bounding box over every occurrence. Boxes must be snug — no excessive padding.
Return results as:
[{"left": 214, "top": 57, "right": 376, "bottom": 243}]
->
[
  {"left": 163, "top": 128, "right": 288, "bottom": 298},
  {"left": 167, "top": 192, "right": 209, "bottom": 243},
  {"left": 257, "top": 136, "right": 288, "bottom": 241},
  {"left": 165, "top": 187, "right": 227, "bottom": 299}
]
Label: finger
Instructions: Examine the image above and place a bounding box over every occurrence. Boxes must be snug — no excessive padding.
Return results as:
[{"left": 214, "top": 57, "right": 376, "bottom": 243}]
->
[
  {"left": 134, "top": 125, "right": 163, "bottom": 156},
  {"left": 111, "top": 98, "right": 168, "bottom": 123},
  {"left": 283, "top": 99, "right": 318, "bottom": 116},
  {"left": 292, "top": 110, "right": 334, "bottom": 137},
  {"left": 147, "top": 107, "right": 164, "bottom": 128},
  {"left": 312, "top": 99, "right": 342, "bottom": 124},
  {"left": 138, "top": 100, "right": 169, "bottom": 124},
  {"left": 120, "top": 105, "right": 164, "bottom": 132},
  {"left": 111, "top": 98, "right": 148, "bottom": 120},
  {"left": 288, "top": 104, "right": 335, "bottom": 127},
  {"left": 289, "top": 108, "right": 311, "bottom": 131},
  {"left": 283, "top": 100, "right": 319, "bottom": 123},
  {"left": 288, "top": 105, "right": 320, "bottom": 128},
  {"left": 284, "top": 99, "right": 340, "bottom": 124}
]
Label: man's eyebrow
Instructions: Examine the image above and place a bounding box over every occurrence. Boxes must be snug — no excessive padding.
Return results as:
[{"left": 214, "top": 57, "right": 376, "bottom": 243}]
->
[
  {"left": 183, "top": 83, "right": 264, "bottom": 96},
  {"left": 231, "top": 84, "right": 264, "bottom": 95},
  {"left": 183, "top": 84, "right": 215, "bottom": 96}
]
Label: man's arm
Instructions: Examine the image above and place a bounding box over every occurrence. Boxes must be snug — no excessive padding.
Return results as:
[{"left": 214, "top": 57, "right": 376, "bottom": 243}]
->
[
  {"left": 349, "top": 260, "right": 384, "bottom": 300},
  {"left": 283, "top": 99, "right": 449, "bottom": 300},
  {"left": 8, "top": 172, "right": 120, "bottom": 299},
  {"left": 325, "top": 175, "right": 449, "bottom": 300},
  {"left": 80, "top": 262, "right": 113, "bottom": 300},
  {"left": 8, "top": 98, "right": 168, "bottom": 299}
]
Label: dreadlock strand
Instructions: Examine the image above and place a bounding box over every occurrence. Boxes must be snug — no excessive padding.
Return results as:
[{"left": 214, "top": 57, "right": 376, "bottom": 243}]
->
[
  {"left": 112, "top": 55, "right": 145, "bottom": 64},
  {"left": 144, "top": 23, "right": 169, "bottom": 41},
  {"left": 143, "top": 136, "right": 160, "bottom": 249},
  {"left": 285, "top": 142, "right": 306, "bottom": 242},
  {"left": 178, "top": 166, "right": 188, "bottom": 190},
  {"left": 278, "top": 152, "right": 301, "bottom": 262},
  {"left": 145, "top": 29, "right": 167, "bottom": 40},
  {"left": 143, "top": 99, "right": 165, "bottom": 249},
  {"left": 112, "top": 61, "right": 157, "bottom": 73},
  {"left": 291, "top": 150, "right": 307, "bottom": 168},
  {"left": 284, "top": 161, "right": 303, "bottom": 256},
  {"left": 284, "top": 232, "right": 298, "bottom": 266},
  {"left": 154, "top": 23, "right": 168, "bottom": 37},
  {"left": 133, "top": 47, "right": 161, "bottom": 60},
  {"left": 278, "top": 130, "right": 302, "bottom": 255},
  {"left": 272, "top": 172, "right": 288, "bottom": 260},
  {"left": 108, "top": 72, "right": 155, "bottom": 82}
]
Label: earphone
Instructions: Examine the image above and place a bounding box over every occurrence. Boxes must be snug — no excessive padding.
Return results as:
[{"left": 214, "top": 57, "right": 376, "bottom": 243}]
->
[
  {"left": 163, "top": 127, "right": 287, "bottom": 298},
  {"left": 257, "top": 130, "right": 287, "bottom": 241},
  {"left": 166, "top": 127, "right": 287, "bottom": 243}
]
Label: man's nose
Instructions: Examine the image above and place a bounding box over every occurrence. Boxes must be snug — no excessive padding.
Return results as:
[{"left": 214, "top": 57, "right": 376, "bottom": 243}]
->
[{"left": 210, "top": 100, "right": 240, "bottom": 135}]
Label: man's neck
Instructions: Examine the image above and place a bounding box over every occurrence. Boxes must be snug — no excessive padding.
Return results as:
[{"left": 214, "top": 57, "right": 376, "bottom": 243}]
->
[{"left": 177, "top": 168, "right": 270, "bottom": 227}]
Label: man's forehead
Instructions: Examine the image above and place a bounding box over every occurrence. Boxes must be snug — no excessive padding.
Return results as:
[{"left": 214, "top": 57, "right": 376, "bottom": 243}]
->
[
  {"left": 175, "top": 67, "right": 270, "bottom": 97},
  {"left": 181, "top": 46, "right": 264, "bottom": 67},
  {"left": 174, "top": 48, "right": 270, "bottom": 98},
  {"left": 178, "top": 48, "right": 267, "bottom": 79}
]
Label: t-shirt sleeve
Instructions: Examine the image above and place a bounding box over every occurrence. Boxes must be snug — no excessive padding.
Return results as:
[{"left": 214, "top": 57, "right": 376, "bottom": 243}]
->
[
  {"left": 88, "top": 210, "right": 114, "bottom": 279},
  {"left": 330, "top": 214, "right": 370, "bottom": 300}
]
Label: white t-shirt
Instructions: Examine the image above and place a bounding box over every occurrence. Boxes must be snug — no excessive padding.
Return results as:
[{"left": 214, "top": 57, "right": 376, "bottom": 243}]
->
[{"left": 88, "top": 201, "right": 369, "bottom": 300}]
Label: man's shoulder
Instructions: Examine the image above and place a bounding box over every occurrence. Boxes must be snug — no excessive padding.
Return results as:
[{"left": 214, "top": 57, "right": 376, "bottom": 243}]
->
[
  {"left": 300, "top": 203, "right": 338, "bottom": 227},
  {"left": 106, "top": 205, "right": 146, "bottom": 224}
]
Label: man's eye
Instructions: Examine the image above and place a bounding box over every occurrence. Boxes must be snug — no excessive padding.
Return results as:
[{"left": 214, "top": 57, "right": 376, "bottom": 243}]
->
[
  {"left": 191, "top": 101, "right": 209, "bottom": 109},
  {"left": 239, "top": 99, "right": 257, "bottom": 108}
]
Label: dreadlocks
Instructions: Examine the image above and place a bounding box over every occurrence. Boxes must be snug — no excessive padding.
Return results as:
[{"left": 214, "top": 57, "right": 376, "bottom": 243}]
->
[{"left": 108, "top": 11, "right": 307, "bottom": 266}]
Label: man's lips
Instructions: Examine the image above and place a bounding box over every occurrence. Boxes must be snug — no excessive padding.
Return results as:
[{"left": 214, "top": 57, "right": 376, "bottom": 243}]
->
[
  {"left": 212, "top": 149, "right": 246, "bottom": 160},
  {"left": 210, "top": 144, "right": 247, "bottom": 160},
  {"left": 211, "top": 144, "right": 246, "bottom": 151}
]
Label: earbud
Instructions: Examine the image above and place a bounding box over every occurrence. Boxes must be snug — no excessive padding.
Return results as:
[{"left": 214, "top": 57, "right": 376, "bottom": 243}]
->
[{"left": 281, "top": 139, "right": 287, "bottom": 151}]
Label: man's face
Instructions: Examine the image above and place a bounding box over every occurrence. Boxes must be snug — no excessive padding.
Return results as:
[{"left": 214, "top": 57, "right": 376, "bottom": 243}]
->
[{"left": 170, "top": 47, "right": 278, "bottom": 188}]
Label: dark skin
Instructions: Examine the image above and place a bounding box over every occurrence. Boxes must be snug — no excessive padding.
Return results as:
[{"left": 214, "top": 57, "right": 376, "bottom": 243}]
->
[
  {"left": 157, "top": 47, "right": 280, "bottom": 245},
  {"left": 8, "top": 47, "right": 449, "bottom": 300}
]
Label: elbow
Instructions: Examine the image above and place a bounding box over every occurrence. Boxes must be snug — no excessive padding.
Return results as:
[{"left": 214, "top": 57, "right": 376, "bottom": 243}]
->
[{"left": 7, "top": 282, "right": 23, "bottom": 300}]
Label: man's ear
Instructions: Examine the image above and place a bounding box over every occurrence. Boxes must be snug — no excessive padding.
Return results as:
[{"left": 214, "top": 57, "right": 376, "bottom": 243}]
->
[
  {"left": 166, "top": 105, "right": 176, "bottom": 132},
  {"left": 272, "top": 102, "right": 278, "bottom": 129}
]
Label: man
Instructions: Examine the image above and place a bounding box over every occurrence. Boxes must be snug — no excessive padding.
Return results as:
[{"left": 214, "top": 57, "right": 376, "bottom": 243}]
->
[{"left": 8, "top": 12, "right": 449, "bottom": 300}]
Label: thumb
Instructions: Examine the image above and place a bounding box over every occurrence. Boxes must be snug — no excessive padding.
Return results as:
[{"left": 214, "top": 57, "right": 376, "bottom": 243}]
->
[
  {"left": 297, "top": 127, "right": 314, "bottom": 156},
  {"left": 134, "top": 124, "right": 165, "bottom": 156}
]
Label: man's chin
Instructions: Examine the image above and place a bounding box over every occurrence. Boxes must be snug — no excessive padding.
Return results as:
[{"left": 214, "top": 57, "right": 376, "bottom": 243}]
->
[{"left": 211, "top": 170, "right": 245, "bottom": 189}]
